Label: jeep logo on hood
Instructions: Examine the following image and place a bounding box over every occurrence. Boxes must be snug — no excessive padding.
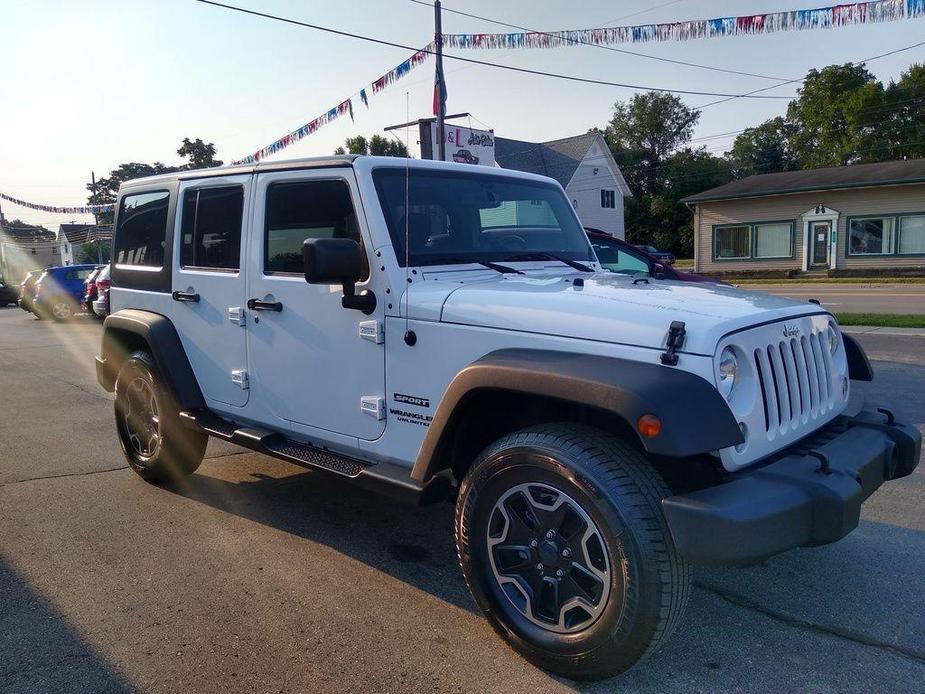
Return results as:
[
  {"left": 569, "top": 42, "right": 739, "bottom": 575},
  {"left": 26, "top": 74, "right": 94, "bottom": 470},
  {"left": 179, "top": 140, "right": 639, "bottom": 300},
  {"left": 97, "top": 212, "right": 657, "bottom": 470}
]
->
[{"left": 782, "top": 323, "right": 801, "bottom": 337}]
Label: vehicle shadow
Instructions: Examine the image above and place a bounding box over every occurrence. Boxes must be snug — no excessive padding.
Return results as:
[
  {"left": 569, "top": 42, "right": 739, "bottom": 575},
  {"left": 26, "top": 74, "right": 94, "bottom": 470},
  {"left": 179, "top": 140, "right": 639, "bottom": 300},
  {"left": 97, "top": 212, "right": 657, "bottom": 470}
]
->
[
  {"left": 0, "top": 556, "right": 132, "bottom": 693},
  {"left": 165, "top": 463, "right": 477, "bottom": 613}
]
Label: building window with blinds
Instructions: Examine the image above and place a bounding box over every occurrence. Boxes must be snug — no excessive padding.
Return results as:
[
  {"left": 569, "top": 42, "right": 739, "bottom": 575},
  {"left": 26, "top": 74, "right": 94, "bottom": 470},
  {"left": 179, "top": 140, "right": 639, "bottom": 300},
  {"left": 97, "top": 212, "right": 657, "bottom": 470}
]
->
[
  {"left": 898, "top": 214, "right": 925, "bottom": 255},
  {"left": 754, "top": 222, "right": 793, "bottom": 258},
  {"left": 713, "top": 225, "right": 751, "bottom": 260}
]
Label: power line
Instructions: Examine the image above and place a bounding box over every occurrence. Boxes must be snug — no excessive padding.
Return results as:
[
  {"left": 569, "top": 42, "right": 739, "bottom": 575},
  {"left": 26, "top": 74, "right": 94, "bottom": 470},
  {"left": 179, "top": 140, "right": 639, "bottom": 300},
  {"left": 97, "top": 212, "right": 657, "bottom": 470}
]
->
[
  {"left": 695, "top": 40, "right": 925, "bottom": 109},
  {"left": 407, "top": 0, "right": 793, "bottom": 82},
  {"left": 602, "top": 0, "right": 685, "bottom": 26},
  {"left": 194, "top": 0, "right": 794, "bottom": 99}
]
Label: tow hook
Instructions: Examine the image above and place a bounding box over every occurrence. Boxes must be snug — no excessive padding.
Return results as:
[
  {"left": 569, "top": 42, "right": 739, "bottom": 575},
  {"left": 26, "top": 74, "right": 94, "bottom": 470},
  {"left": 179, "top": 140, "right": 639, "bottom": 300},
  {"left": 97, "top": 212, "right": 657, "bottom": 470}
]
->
[
  {"left": 877, "top": 407, "right": 896, "bottom": 426},
  {"left": 660, "top": 321, "right": 686, "bottom": 366},
  {"left": 808, "top": 450, "right": 832, "bottom": 475}
]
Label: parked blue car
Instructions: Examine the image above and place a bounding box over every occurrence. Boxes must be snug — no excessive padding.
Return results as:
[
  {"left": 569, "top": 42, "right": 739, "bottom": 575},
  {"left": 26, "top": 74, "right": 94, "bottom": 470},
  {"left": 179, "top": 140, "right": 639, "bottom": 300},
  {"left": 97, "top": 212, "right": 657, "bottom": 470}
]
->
[{"left": 31, "top": 264, "right": 101, "bottom": 320}]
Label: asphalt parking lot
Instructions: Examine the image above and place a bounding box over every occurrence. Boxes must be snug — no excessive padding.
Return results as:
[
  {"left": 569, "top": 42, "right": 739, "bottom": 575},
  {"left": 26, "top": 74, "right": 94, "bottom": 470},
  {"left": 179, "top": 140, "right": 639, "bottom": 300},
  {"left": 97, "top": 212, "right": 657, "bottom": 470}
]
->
[
  {"left": 747, "top": 282, "right": 925, "bottom": 314},
  {"left": 1, "top": 307, "right": 923, "bottom": 693}
]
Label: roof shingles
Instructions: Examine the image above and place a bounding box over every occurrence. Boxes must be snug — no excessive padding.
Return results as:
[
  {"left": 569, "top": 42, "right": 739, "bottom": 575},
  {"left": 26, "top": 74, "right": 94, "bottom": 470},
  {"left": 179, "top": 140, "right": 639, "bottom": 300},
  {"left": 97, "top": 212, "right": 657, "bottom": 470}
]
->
[{"left": 682, "top": 159, "right": 925, "bottom": 204}]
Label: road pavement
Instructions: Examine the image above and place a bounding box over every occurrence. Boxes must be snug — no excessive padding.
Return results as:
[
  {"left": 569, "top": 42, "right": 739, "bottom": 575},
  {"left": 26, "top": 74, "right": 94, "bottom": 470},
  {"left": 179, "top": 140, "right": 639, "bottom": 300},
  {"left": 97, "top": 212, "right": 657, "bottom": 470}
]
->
[
  {"left": 1, "top": 307, "right": 923, "bottom": 693},
  {"left": 746, "top": 282, "right": 925, "bottom": 314}
]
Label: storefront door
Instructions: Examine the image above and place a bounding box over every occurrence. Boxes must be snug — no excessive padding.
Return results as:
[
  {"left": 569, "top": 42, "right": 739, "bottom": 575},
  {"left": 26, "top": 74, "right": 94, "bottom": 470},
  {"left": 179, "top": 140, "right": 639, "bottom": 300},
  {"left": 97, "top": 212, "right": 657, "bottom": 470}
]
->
[{"left": 811, "top": 222, "right": 830, "bottom": 266}]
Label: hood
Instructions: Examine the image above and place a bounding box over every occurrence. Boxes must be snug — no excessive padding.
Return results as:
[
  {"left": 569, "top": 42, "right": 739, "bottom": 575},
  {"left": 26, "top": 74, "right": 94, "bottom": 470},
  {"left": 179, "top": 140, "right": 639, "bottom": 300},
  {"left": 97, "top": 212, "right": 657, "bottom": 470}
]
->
[{"left": 409, "top": 271, "right": 827, "bottom": 356}]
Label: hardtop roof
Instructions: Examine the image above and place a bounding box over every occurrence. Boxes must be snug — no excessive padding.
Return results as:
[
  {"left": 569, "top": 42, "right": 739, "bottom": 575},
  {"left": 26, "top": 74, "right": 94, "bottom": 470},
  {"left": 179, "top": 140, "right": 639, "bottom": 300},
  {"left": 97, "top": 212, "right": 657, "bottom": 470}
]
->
[{"left": 118, "top": 154, "right": 564, "bottom": 192}]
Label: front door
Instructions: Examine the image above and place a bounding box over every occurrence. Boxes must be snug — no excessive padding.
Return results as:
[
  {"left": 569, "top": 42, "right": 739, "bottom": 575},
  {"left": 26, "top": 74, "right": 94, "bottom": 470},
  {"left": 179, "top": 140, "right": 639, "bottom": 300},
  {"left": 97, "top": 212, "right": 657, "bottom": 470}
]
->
[
  {"left": 171, "top": 176, "right": 250, "bottom": 408},
  {"left": 245, "top": 169, "right": 386, "bottom": 441},
  {"left": 811, "top": 222, "right": 830, "bottom": 266}
]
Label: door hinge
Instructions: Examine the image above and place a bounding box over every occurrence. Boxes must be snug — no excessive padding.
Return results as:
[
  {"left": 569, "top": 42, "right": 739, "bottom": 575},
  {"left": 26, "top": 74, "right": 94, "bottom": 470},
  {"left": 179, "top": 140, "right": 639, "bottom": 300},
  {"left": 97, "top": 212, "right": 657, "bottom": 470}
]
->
[
  {"left": 231, "top": 369, "right": 249, "bottom": 390},
  {"left": 228, "top": 306, "right": 246, "bottom": 326},
  {"left": 359, "top": 319, "right": 384, "bottom": 344},
  {"left": 360, "top": 396, "right": 385, "bottom": 420}
]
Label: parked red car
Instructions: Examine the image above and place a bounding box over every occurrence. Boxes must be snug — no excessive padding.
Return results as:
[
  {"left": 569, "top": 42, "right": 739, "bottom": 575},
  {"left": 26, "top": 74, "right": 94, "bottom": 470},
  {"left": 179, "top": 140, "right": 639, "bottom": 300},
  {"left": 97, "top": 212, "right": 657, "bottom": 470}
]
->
[
  {"left": 585, "top": 229, "right": 727, "bottom": 284},
  {"left": 83, "top": 265, "right": 106, "bottom": 313}
]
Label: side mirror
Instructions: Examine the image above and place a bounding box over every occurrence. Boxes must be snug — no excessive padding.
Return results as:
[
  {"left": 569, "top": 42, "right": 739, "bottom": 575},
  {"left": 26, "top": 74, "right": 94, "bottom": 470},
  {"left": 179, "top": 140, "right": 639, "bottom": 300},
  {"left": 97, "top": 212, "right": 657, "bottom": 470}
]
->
[
  {"left": 303, "top": 238, "right": 376, "bottom": 314},
  {"left": 652, "top": 262, "right": 667, "bottom": 280}
]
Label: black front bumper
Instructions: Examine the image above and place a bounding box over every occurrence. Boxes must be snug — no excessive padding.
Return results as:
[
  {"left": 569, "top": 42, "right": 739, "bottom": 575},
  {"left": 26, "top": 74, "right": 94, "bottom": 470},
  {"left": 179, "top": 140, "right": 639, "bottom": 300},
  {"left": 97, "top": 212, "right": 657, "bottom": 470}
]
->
[{"left": 662, "top": 407, "right": 921, "bottom": 566}]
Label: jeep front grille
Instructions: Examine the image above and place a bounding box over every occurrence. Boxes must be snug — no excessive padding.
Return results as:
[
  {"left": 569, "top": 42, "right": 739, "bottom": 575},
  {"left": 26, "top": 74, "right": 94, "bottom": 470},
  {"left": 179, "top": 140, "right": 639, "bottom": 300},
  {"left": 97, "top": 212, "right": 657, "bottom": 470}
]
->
[{"left": 753, "top": 330, "right": 834, "bottom": 435}]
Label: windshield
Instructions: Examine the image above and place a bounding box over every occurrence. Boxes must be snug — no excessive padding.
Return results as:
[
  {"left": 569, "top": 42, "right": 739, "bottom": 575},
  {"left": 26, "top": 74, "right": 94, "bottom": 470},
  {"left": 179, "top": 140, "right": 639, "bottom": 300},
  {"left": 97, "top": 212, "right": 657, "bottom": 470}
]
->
[{"left": 373, "top": 168, "right": 593, "bottom": 267}]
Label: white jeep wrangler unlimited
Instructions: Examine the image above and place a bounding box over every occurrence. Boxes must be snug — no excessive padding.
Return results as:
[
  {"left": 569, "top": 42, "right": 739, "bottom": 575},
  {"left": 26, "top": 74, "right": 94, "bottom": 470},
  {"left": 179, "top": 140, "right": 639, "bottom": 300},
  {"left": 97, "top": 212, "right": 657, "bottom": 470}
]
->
[{"left": 97, "top": 156, "right": 920, "bottom": 680}]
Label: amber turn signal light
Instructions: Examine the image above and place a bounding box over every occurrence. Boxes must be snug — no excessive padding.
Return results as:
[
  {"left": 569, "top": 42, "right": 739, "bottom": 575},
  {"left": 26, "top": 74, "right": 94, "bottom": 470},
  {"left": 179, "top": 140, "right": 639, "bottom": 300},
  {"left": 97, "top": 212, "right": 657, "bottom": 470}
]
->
[{"left": 637, "top": 414, "right": 661, "bottom": 438}]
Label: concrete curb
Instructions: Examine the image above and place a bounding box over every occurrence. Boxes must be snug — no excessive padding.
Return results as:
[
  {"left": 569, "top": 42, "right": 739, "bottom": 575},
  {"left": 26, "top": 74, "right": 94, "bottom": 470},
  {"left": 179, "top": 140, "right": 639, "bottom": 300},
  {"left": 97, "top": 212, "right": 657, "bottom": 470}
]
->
[{"left": 841, "top": 326, "right": 925, "bottom": 337}]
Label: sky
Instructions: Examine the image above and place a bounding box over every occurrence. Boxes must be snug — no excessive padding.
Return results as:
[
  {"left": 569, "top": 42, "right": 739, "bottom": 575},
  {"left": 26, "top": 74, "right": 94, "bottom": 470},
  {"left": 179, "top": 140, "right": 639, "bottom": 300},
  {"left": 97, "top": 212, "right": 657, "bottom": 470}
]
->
[{"left": 1, "top": 0, "right": 923, "bottom": 228}]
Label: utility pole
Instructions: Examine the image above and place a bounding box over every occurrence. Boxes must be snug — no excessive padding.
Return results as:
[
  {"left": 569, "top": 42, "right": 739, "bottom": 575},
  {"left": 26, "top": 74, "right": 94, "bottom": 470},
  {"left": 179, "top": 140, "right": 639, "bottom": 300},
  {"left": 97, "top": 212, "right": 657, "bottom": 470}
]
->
[{"left": 434, "top": 0, "right": 446, "bottom": 161}]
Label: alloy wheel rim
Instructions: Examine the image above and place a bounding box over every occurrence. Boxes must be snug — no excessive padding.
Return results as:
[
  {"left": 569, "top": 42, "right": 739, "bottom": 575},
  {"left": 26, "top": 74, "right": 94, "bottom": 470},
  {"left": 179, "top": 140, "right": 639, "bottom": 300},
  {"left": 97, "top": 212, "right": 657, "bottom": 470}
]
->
[
  {"left": 122, "top": 377, "right": 161, "bottom": 460},
  {"left": 486, "top": 482, "right": 611, "bottom": 634},
  {"left": 52, "top": 302, "right": 70, "bottom": 319}
]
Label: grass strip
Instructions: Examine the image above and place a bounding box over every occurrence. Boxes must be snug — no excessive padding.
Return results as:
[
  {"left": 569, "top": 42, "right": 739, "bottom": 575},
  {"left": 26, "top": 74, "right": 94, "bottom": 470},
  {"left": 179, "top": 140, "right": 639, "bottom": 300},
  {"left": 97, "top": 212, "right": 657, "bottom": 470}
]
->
[
  {"left": 733, "top": 277, "right": 925, "bottom": 285},
  {"left": 835, "top": 313, "right": 925, "bottom": 328}
]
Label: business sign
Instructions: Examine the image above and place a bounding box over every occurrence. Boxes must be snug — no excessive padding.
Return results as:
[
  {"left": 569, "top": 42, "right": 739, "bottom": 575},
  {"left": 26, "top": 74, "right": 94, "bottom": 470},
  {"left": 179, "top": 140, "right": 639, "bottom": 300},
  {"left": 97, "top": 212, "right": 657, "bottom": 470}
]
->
[{"left": 427, "top": 123, "right": 495, "bottom": 166}]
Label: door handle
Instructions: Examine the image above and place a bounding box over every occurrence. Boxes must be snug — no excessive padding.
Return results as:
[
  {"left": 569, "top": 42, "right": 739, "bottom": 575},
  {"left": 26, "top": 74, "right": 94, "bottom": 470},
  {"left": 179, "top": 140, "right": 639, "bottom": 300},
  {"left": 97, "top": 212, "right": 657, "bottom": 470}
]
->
[
  {"left": 172, "top": 290, "right": 200, "bottom": 303},
  {"left": 247, "top": 298, "right": 283, "bottom": 312}
]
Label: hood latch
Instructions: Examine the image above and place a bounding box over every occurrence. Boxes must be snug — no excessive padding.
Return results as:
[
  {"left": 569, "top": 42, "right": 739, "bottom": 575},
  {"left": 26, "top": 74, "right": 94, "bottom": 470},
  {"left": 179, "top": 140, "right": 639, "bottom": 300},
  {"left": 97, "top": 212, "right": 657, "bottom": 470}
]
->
[{"left": 660, "top": 321, "right": 686, "bottom": 366}]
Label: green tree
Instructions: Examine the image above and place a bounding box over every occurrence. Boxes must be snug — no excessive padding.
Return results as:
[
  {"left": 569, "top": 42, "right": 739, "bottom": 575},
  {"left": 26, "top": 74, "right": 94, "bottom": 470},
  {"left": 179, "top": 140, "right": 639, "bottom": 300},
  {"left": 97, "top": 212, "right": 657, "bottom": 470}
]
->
[
  {"left": 605, "top": 92, "right": 699, "bottom": 196},
  {"left": 75, "top": 240, "right": 111, "bottom": 264},
  {"left": 727, "top": 117, "right": 799, "bottom": 178},
  {"left": 333, "top": 134, "right": 409, "bottom": 157},
  {"left": 604, "top": 93, "right": 716, "bottom": 256},
  {"left": 786, "top": 64, "right": 886, "bottom": 167},
  {"left": 881, "top": 64, "right": 925, "bottom": 160},
  {"left": 177, "top": 137, "right": 223, "bottom": 169}
]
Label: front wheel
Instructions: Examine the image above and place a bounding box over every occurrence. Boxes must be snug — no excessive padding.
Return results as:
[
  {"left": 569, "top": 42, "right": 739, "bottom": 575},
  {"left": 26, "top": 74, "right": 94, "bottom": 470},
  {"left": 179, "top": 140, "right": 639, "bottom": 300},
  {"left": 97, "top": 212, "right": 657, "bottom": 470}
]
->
[
  {"left": 114, "top": 351, "right": 207, "bottom": 483},
  {"left": 455, "top": 423, "right": 690, "bottom": 681}
]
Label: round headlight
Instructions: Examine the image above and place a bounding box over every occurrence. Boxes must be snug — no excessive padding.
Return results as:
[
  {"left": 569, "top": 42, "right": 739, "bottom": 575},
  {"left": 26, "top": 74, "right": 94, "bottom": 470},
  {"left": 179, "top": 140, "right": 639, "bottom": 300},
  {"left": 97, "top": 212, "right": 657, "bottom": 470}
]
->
[
  {"left": 827, "top": 322, "right": 839, "bottom": 355},
  {"left": 718, "top": 346, "right": 738, "bottom": 398}
]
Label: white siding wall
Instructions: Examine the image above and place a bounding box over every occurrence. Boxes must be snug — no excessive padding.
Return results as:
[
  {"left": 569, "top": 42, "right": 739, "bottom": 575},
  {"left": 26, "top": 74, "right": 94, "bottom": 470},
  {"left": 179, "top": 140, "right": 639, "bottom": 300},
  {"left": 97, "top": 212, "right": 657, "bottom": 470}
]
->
[{"left": 565, "top": 140, "right": 626, "bottom": 239}]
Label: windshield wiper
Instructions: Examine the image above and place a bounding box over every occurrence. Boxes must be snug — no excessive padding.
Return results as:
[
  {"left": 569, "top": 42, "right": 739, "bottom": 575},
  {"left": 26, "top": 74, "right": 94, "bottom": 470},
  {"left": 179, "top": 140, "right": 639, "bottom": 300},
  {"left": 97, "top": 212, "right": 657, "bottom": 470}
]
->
[
  {"left": 503, "top": 252, "right": 594, "bottom": 273},
  {"left": 476, "top": 260, "right": 524, "bottom": 274},
  {"left": 424, "top": 257, "right": 524, "bottom": 274}
]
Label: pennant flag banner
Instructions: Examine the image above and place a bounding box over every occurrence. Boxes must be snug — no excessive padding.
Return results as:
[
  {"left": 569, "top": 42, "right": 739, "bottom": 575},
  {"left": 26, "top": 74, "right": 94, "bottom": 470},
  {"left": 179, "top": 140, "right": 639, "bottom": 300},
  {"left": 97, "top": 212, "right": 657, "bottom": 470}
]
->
[
  {"left": 442, "top": 0, "right": 924, "bottom": 49},
  {"left": 233, "top": 47, "right": 431, "bottom": 165},
  {"left": 0, "top": 191, "right": 114, "bottom": 215}
]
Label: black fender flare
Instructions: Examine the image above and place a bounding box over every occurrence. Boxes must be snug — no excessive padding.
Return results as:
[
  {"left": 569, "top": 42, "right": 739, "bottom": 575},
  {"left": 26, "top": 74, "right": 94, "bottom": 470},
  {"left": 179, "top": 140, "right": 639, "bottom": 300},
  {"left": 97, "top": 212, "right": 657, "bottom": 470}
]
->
[
  {"left": 96, "top": 309, "right": 206, "bottom": 411},
  {"left": 842, "top": 333, "right": 873, "bottom": 381},
  {"left": 410, "top": 349, "right": 744, "bottom": 482}
]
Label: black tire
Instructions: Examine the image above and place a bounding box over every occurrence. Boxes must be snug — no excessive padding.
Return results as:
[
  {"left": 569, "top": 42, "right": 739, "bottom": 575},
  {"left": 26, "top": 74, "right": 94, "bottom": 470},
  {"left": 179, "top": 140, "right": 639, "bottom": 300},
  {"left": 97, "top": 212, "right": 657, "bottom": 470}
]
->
[
  {"left": 114, "top": 350, "right": 207, "bottom": 483},
  {"left": 456, "top": 423, "right": 690, "bottom": 681}
]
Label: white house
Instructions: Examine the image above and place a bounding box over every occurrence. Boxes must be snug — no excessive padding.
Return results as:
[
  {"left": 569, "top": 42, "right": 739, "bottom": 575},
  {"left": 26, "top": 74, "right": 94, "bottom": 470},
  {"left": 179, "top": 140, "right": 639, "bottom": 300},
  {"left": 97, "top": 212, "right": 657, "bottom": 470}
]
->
[{"left": 495, "top": 131, "right": 631, "bottom": 238}]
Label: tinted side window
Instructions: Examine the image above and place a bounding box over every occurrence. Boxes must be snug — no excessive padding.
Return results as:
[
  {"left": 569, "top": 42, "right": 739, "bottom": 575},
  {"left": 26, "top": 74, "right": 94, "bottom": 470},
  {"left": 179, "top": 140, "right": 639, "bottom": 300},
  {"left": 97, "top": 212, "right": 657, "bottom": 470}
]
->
[
  {"left": 590, "top": 238, "right": 650, "bottom": 274},
  {"left": 264, "top": 180, "right": 363, "bottom": 275},
  {"left": 181, "top": 186, "right": 244, "bottom": 270},
  {"left": 114, "top": 191, "right": 170, "bottom": 267}
]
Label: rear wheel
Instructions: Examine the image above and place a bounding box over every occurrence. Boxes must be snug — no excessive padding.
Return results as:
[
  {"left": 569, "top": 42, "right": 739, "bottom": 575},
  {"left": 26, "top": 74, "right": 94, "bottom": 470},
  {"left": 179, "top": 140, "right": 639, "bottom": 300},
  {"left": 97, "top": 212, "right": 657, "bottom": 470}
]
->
[
  {"left": 50, "top": 298, "right": 73, "bottom": 321},
  {"left": 456, "top": 423, "right": 690, "bottom": 681},
  {"left": 114, "top": 351, "right": 206, "bottom": 482}
]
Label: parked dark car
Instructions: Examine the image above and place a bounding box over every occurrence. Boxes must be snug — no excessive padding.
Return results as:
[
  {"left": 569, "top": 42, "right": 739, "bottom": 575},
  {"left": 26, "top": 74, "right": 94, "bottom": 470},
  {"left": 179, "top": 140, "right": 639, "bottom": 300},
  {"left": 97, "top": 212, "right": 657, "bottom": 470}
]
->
[
  {"left": 586, "top": 229, "right": 726, "bottom": 284},
  {"left": 18, "top": 270, "right": 42, "bottom": 313},
  {"left": 31, "top": 264, "right": 100, "bottom": 320},
  {"left": 633, "top": 243, "right": 675, "bottom": 265},
  {"left": 0, "top": 279, "right": 18, "bottom": 306}
]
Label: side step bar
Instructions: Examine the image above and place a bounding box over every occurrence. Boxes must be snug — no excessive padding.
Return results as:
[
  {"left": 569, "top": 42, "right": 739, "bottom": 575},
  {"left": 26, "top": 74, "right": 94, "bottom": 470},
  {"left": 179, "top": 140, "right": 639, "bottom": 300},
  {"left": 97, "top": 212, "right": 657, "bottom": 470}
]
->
[{"left": 179, "top": 410, "right": 451, "bottom": 505}]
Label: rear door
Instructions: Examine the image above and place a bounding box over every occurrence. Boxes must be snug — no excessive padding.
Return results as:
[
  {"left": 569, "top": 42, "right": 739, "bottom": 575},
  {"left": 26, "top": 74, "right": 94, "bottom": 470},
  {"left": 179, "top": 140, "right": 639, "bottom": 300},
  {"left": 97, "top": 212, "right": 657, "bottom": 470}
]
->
[{"left": 170, "top": 176, "right": 251, "bottom": 409}]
